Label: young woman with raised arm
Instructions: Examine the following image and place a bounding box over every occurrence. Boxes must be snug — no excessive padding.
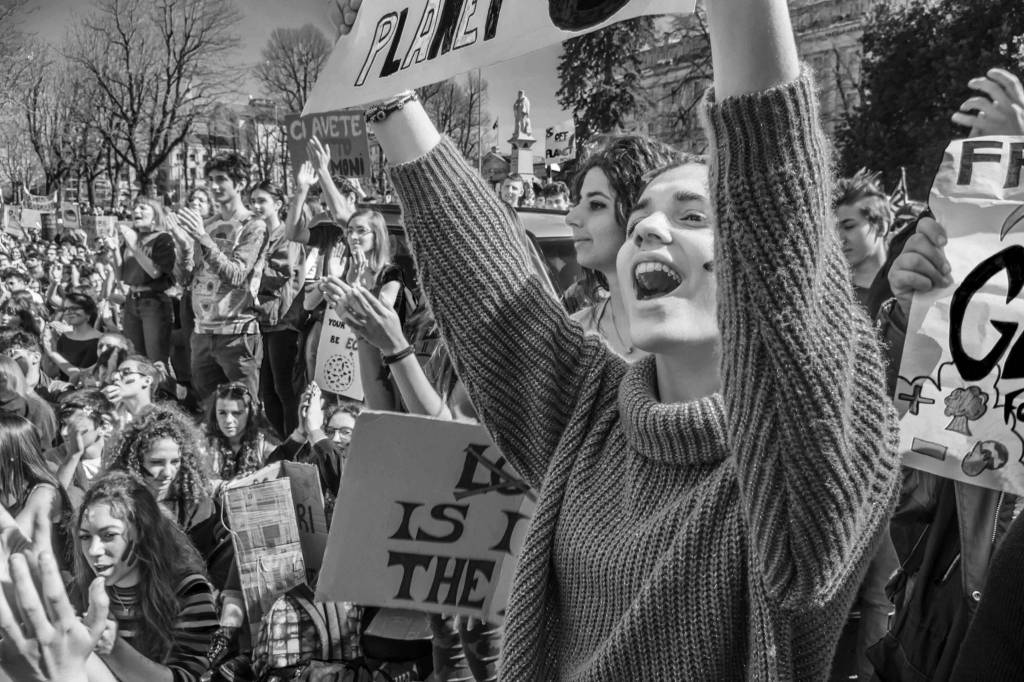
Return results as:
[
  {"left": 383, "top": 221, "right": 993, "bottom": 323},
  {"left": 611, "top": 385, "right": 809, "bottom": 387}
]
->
[{"left": 336, "top": 0, "right": 901, "bottom": 677}]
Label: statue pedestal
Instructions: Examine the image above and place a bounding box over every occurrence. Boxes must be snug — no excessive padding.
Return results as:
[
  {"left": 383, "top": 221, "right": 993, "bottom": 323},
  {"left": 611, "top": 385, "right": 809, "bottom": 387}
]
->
[{"left": 508, "top": 134, "right": 536, "bottom": 181}]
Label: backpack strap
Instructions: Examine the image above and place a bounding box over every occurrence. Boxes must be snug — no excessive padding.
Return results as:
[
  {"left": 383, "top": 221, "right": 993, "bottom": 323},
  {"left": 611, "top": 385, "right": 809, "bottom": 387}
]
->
[{"left": 287, "top": 585, "right": 350, "bottom": 662}]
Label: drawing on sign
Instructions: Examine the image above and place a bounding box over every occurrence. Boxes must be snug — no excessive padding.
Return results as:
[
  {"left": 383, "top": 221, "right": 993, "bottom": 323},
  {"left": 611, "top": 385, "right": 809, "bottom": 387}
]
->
[
  {"left": 961, "top": 440, "right": 1009, "bottom": 476},
  {"left": 943, "top": 386, "right": 989, "bottom": 436},
  {"left": 895, "top": 136, "right": 1024, "bottom": 496},
  {"left": 323, "top": 353, "right": 355, "bottom": 391}
]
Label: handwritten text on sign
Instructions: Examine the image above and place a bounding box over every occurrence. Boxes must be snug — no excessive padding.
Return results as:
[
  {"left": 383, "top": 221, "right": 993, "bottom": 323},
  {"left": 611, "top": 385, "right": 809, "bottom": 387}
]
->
[
  {"left": 316, "top": 411, "right": 534, "bottom": 621},
  {"left": 896, "top": 137, "right": 1024, "bottom": 495},
  {"left": 304, "top": 0, "right": 690, "bottom": 114},
  {"left": 285, "top": 110, "right": 371, "bottom": 180}
]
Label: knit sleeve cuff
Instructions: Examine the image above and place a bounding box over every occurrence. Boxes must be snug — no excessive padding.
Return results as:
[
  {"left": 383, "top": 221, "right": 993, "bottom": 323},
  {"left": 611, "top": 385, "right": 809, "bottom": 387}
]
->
[{"left": 701, "top": 66, "right": 827, "bottom": 184}]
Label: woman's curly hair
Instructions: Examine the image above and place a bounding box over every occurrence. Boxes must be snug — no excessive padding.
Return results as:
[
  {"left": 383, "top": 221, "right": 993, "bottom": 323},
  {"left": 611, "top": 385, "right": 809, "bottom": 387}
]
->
[{"left": 104, "top": 404, "right": 210, "bottom": 522}]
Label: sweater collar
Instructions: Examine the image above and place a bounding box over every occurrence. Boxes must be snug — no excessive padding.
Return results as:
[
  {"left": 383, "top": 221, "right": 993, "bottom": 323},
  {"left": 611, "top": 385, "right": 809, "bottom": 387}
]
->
[{"left": 618, "top": 355, "right": 730, "bottom": 466}]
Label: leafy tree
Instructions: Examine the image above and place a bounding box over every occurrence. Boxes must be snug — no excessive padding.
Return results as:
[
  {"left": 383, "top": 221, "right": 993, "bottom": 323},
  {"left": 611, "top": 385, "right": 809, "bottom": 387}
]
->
[
  {"left": 837, "top": 0, "right": 1024, "bottom": 200},
  {"left": 557, "top": 16, "right": 657, "bottom": 143},
  {"left": 66, "top": 0, "right": 241, "bottom": 196},
  {"left": 254, "top": 24, "right": 332, "bottom": 116}
]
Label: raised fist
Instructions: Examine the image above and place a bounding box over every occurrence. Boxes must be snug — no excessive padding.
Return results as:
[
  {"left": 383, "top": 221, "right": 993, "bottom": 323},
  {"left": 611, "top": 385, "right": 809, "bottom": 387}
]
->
[{"left": 327, "top": 0, "right": 362, "bottom": 37}]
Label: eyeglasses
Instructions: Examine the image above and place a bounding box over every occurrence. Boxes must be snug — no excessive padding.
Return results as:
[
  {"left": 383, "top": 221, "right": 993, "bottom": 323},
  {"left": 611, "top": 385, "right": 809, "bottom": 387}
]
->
[
  {"left": 324, "top": 426, "right": 353, "bottom": 440},
  {"left": 110, "top": 369, "right": 143, "bottom": 382},
  {"left": 216, "top": 382, "right": 252, "bottom": 400}
]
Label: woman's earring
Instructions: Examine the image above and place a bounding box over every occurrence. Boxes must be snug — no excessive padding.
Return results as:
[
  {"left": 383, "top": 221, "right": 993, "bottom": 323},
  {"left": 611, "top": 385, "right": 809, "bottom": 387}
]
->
[{"left": 702, "top": 261, "right": 714, "bottom": 272}]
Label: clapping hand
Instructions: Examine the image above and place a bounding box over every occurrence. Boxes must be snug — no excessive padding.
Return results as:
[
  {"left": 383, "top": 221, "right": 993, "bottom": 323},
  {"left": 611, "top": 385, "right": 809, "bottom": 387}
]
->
[
  {"left": 164, "top": 212, "right": 192, "bottom": 246},
  {"left": 302, "top": 382, "right": 325, "bottom": 435},
  {"left": 323, "top": 278, "right": 407, "bottom": 354},
  {"left": 117, "top": 224, "right": 138, "bottom": 251},
  {"left": 176, "top": 207, "right": 208, "bottom": 245},
  {"left": 952, "top": 68, "right": 1024, "bottom": 137}
]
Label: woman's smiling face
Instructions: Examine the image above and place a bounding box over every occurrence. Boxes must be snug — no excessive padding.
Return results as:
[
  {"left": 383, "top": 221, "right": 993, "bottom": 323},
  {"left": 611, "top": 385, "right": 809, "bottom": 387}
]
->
[{"left": 616, "top": 163, "right": 718, "bottom": 354}]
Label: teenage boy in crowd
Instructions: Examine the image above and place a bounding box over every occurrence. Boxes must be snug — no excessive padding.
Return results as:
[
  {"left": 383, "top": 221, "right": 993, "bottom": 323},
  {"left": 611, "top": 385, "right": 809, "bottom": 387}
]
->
[
  {"left": 835, "top": 170, "right": 894, "bottom": 318},
  {"left": 540, "top": 181, "right": 570, "bottom": 211},
  {"left": 168, "top": 152, "right": 268, "bottom": 401}
]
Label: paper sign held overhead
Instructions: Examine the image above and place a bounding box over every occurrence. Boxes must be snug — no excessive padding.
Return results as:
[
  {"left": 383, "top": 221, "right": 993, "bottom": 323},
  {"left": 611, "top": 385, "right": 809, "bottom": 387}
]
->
[
  {"left": 303, "top": 0, "right": 692, "bottom": 115},
  {"left": 896, "top": 137, "right": 1024, "bottom": 495}
]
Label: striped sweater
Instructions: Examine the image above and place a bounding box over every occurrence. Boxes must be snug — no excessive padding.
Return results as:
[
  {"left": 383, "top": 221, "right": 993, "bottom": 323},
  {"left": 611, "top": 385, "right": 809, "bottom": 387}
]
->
[
  {"left": 108, "top": 573, "right": 218, "bottom": 682},
  {"left": 389, "top": 71, "right": 900, "bottom": 680}
]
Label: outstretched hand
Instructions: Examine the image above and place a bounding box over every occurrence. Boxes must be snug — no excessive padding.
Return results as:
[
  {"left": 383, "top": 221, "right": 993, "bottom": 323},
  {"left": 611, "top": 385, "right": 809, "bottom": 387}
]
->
[
  {"left": 296, "top": 161, "right": 318, "bottom": 191},
  {"left": 952, "top": 68, "right": 1024, "bottom": 137},
  {"left": 307, "top": 137, "right": 332, "bottom": 176},
  {"left": 323, "top": 278, "right": 407, "bottom": 354},
  {"left": 0, "top": 502, "right": 109, "bottom": 682}
]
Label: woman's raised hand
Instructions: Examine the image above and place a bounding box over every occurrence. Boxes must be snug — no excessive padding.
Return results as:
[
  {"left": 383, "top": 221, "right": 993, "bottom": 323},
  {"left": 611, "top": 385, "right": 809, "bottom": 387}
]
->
[
  {"left": 952, "top": 68, "right": 1024, "bottom": 137},
  {"left": 296, "top": 161, "right": 318, "bottom": 192},
  {"left": 328, "top": 0, "right": 362, "bottom": 37}
]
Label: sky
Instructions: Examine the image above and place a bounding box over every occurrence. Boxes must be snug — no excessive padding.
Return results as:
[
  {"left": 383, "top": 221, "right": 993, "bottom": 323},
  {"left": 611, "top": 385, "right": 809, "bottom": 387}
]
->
[{"left": 16, "top": 0, "right": 573, "bottom": 159}]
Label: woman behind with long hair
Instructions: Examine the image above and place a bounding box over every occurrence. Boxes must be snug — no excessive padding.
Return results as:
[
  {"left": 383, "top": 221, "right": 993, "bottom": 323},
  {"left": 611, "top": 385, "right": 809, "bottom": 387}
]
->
[
  {"left": 204, "top": 381, "right": 275, "bottom": 483},
  {"left": 566, "top": 136, "right": 683, "bottom": 361},
  {"left": 71, "top": 470, "right": 217, "bottom": 682},
  {"left": 42, "top": 291, "right": 102, "bottom": 381},
  {"left": 0, "top": 413, "right": 72, "bottom": 565}
]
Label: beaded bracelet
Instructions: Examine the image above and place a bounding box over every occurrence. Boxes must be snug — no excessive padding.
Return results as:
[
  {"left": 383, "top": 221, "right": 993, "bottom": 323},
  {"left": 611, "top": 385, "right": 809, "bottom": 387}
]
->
[
  {"left": 382, "top": 345, "right": 415, "bottom": 365},
  {"left": 365, "top": 91, "right": 420, "bottom": 124}
]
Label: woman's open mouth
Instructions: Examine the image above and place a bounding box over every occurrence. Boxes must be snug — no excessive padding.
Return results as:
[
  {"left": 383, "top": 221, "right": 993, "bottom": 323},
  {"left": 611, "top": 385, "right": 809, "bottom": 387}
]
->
[
  {"left": 633, "top": 261, "right": 683, "bottom": 300},
  {"left": 92, "top": 563, "right": 114, "bottom": 576}
]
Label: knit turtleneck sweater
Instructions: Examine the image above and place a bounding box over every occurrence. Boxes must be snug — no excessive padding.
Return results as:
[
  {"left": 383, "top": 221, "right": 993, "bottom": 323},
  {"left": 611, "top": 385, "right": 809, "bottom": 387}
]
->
[{"left": 389, "top": 71, "right": 900, "bottom": 681}]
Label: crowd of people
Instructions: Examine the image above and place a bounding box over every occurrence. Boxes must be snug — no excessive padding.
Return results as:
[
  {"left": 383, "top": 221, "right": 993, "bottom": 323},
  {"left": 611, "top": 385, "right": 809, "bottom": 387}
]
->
[{"left": 0, "top": 0, "right": 1023, "bottom": 680}]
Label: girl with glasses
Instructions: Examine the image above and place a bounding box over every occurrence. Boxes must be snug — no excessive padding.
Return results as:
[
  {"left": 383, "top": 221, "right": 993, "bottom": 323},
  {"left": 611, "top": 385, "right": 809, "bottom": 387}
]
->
[{"left": 102, "top": 355, "right": 161, "bottom": 430}]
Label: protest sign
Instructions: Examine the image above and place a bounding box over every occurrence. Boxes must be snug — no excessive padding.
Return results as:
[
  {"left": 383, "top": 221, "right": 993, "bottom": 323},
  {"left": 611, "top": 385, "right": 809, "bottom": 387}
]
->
[
  {"left": 22, "top": 188, "right": 57, "bottom": 212},
  {"left": 314, "top": 306, "right": 364, "bottom": 401},
  {"left": 896, "top": 137, "right": 1024, "bottom": 496},
  {"left": 545, "top": 119, "right": 576, "bottom": 166},
  {"left": 19, "top": 208, "right": 41, "bottom": 230},
  {"left": 303, "top": 0, "right": 691, "bottom": 114},
  {"left": 223, "top": 477, "right": 308, "bottom": 639},
  {"left": 2, "top": 206, "right": 21, "bottom": 237},
  {"left": 94, "top": 216, "right": 117, "bottom": 240},
  {"left": 40, "top": 213, "right": 56, "bottom": 241},
  {"left": 60, "top": 201, "right": 80, "bottom": 230},
  {"left": 224, "top": 461, "right": 330, "bottom": 586},
  {"left": 316, "top": 411, "right": 535, "bottom": 622},
  {"left": 284, "top": 110, "right": 371, "bottom": 181}
]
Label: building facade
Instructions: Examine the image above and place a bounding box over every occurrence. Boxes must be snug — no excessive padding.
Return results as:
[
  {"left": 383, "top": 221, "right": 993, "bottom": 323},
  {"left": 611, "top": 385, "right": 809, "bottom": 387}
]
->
[{"left": 637, "top": 0, "right": 891, "bottom": 151}]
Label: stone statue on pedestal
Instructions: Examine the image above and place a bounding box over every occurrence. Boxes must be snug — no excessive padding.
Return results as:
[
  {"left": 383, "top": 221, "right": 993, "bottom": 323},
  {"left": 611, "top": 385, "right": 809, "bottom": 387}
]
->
[{"left": 512, "top": 90, "right": 532, "bottom": 140}]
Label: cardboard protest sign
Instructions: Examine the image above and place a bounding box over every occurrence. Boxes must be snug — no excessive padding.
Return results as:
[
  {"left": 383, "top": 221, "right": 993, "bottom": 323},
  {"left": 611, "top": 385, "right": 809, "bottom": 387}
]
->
[
  {"left": 224, "top": 461, "right": 330, "bottom": 585},
  {"left": 314, "top": 306, "right": 364, "bottom": 401},
  {"left": 223, "top": 477, "right": 308, "bottom": 640},
  {"left": 60, "top": 201, "right": 80, "bottom": 230},
  {"left": 896, "top": 137, "right": 1024, "bottom": 495},
  {"left": 545, "top": 119, "right": 575, "bottom": 166},
  {"left": 303, "top": 0, "right": 691, "bottom": 114},
  {"left": 19, "top": 208, "right": 41, "bottom": 230},
  {"left": 284, "top": 110, "right": 371, "bottom": 180},
  {"left": 2, "top": 206, "right": 21, "bottom": 237},
  {"left": 316, "top": 411, "right": 535, "bottom": 622}
]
